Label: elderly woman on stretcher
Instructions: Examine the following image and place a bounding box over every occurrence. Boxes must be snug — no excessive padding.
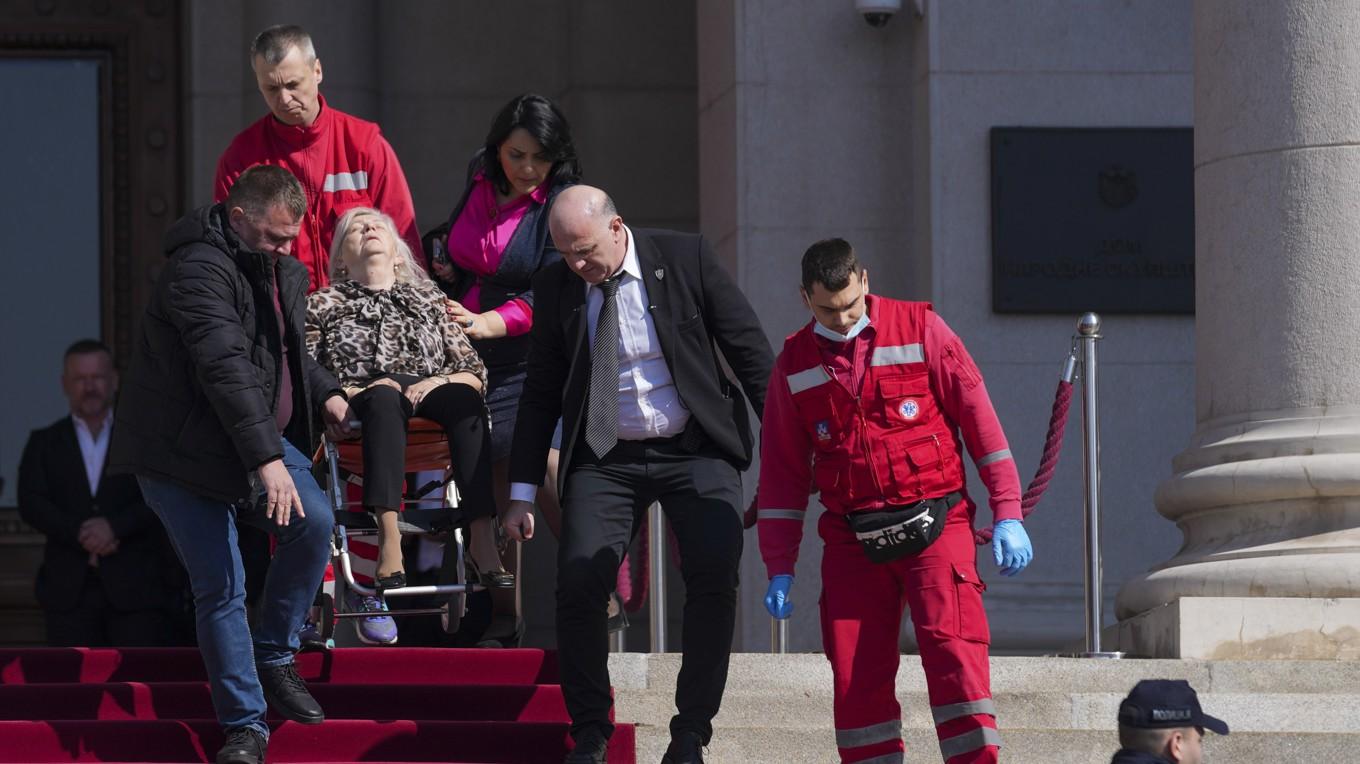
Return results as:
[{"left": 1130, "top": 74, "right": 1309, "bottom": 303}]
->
[{"left": 305, "top": 206, "right": 513, "bottom": 603}]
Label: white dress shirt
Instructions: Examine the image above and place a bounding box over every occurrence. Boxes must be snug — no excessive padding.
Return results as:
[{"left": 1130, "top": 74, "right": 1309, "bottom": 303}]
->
[
  {"left": 511, "top": 226, "right": 690, "bottom": 503},
  {"left": 586, "top": 226, "right": 690, "bottom": 441},
  {"left": 72, "top": 411, "right": 112, "bottom": 496}
]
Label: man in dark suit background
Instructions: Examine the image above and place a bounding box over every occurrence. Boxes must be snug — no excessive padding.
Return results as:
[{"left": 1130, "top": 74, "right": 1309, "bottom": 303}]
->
[
  {"left": 503, "top": 185, "right": 774, "bottom": 764},
  {"left": 18, "top": 339, "right": 177, "bottom": 646}
]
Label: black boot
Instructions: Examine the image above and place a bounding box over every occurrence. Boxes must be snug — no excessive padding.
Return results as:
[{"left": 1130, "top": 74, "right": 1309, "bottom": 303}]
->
[
  {"left": 216, "top": 726, "right": 267, "bottom": 764},
  {"left": 660, "top": 731, "right": 706, "bottom": 764},
  {"left": 564, "top": 727, "right": 609, "bottom": 763},
  {"left": 257, "top": 660, "right": 324, "bottom": 724}
]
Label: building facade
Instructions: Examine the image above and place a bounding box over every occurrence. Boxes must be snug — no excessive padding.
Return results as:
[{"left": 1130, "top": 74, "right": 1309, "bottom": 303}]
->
[{"left": 8, "top": 1, "right": 1270, "bottom": 655}]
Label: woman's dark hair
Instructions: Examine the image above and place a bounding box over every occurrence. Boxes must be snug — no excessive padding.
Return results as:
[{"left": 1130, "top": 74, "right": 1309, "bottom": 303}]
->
[{"left": 480, "top": 93, "right": 582, "bottom": 196}]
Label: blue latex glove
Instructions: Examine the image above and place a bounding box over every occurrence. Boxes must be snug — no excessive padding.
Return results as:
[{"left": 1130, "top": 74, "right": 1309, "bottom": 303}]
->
[
  {"left": 991, "top": 520, "right": 1033, "bottom": 577},
  {"left": 764, "top": 574, "right": 795, "bottom": 619}
]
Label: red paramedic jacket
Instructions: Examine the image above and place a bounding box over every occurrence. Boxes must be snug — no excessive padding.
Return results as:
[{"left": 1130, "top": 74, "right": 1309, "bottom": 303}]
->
[
  {"left": 757, "top": 296, "right": 1022, "bottom": 578},
  {"left": 214, "top": 94, "right": 421, "bottom": 292}
]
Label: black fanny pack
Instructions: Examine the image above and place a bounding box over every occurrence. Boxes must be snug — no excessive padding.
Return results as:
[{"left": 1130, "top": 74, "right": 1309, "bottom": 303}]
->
[{"left": 845, "top": 492, "right": 961, "bottom": 563}]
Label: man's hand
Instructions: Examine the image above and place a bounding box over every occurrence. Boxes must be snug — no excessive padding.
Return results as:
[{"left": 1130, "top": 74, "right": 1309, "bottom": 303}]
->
[
  {"left": 257, "top": 458, "right": 304, "bottom": 526},
  {"left": 503, "top": 500, "right": 536, "bottom": 542},
  {"left": 991, "top": 519, "right": 1033, "bottom": 577},
  {"left": 764, "top": 574, "right": 795, "bottom": 619},
  {"left": 322, "top": 394, "right": 356, "bottom": 441},
  {"left": 78, "top": 517, "right": 118, "bottom": 556},
  {"left": 432, "top": 259, "right": 455, "bottom": 281},
  {"left": 405, "top": 378, "right": 443, "bottom": 408}
]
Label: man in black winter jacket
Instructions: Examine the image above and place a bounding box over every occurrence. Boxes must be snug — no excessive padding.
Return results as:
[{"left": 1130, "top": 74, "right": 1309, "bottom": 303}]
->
[{"left": 109, "top": 165, "right": 353, "bottom": 764}]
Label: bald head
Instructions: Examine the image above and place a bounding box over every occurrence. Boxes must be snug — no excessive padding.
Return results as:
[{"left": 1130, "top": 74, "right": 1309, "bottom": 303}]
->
[
  {"left": 550, "top": 185, "right": 627, "bottom": 284},
  {"left": 550, "top": 185, "right": 617, "bottom": 231}
]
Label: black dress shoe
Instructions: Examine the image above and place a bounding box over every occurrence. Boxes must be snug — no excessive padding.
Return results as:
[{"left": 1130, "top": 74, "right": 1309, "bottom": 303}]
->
[
  {"left": 660, "top": 731, "right": 706, "bottom": 764},
  {"left": 470, "top": 559, "right": 516, "bottom": 589},
  {"left": 257, "top": 660, "right": 324, "bottom": 724},
  {"left": 564, "top": 728, "right": 608, "bottom": 763},
  {"left": 217, "top": 726, "right": 267, "bottom": 764}
]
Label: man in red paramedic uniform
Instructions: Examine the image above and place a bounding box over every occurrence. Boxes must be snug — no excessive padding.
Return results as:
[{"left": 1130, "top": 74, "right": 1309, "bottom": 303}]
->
[
  {"left": 757, "top": 238, "right": 1033, "bottom": 764},
  {"left": 216, "top": 25, "right": 421, "bottom": 646},
  {"left": 215, "top": 24, "right": 420, "bottom": 292}
]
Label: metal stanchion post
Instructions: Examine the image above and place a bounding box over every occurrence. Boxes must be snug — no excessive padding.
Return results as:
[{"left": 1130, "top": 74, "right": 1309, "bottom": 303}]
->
[
  {"left": 648, "top": 502, "right": 667, "bottom": 653},
  {"left": 1076, "top": 312, "right": 1122, "bottom": 659},
  {"left": 770, "top": 617, "right": 788, "bottom": 654}
]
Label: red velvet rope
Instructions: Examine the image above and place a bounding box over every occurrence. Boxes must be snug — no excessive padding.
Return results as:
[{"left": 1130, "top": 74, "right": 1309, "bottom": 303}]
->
[
  {"left": 974, "top": 378, "right": 1073, "bottom": 545},
  {"left": 618, "top": 536, "right": 642, "bottom": 612},
  {"left": 618, "top": 515, "right": 683, "bottom": 614}
]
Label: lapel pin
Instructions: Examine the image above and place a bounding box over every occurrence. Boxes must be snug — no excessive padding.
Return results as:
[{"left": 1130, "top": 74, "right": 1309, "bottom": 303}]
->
[{"left": 654, "top": 268, "right": 665, "bottom": 280}]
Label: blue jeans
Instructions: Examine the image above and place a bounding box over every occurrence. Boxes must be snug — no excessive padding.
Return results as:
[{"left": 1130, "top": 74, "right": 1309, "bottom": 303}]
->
[{"left": 138, "top": 438, "right": 334, "bottom": 735}]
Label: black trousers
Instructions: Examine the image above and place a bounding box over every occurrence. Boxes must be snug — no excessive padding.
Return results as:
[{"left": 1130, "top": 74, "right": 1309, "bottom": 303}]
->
[
  {"left": 346, "top": 375, "right": 495, "bottom": 518},
  {"left": 557, "top": 437, "right": 744, "bottom": 744},
  {"left": 45, "top": 571, "right": 174, "bottom": 647}
]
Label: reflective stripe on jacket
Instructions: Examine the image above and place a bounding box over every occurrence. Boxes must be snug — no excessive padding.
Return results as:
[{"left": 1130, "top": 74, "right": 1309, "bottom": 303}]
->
[{"left": 782, "top": 298, "right": 966, "bottom": 512}]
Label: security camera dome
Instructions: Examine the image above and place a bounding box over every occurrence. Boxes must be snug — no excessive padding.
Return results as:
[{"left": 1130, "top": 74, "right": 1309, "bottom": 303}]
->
[{"left": 854, "top": 0, "right": 903, "bottom": 27}]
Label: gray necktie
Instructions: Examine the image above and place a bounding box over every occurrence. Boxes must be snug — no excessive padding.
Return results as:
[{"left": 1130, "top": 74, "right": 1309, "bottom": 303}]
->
[{"left": 585, "top": 276, "right": 622, "bottom": 459}]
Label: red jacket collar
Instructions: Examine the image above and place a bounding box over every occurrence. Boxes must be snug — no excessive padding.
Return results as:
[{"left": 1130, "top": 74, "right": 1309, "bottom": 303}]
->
[{"left": 264, "top": 93, "right": 331, "bottom": 148}]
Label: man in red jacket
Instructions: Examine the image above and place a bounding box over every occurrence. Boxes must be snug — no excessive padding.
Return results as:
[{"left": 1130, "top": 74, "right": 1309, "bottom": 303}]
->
[
  {"left": 757, "top": 238, "right": 1033, "bottom": 764},
  {"left": 215, "top": 24, "right": 420, "bottom": 291}
]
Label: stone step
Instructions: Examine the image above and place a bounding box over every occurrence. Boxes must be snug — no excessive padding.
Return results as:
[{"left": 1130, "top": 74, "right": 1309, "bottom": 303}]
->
[
  {"left": 611, "top": 653, "right": 1360, "bottom": 694},
  {"left": 617, "top": 689, "right": 1360, "bottom": 734},
  {"left": 611, "top": 653, "right": 1360, "bottom": 762},
  {"left": 629, "top": 726, "right": 1359, "bottom": 764}
]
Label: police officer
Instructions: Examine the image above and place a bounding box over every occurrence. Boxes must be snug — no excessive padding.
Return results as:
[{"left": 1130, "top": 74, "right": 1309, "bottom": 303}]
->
[
  {"left": 756, "top": 238, "right": 1033, "bottom": 764},
  {"left": 1112, "top": 680, "right": 1229, "bottom": 764}
]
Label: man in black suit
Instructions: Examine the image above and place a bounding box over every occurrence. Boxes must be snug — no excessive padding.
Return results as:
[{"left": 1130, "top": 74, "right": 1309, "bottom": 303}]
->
[
  {"left": 503, "top": 185, "right": 774, "bottom": 764},
  {"left": 18, "top": 339, "right": 176, "bottom": 646}
]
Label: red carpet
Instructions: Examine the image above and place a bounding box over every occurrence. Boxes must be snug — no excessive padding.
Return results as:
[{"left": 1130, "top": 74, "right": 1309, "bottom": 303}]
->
[{"left": 0, "top": 648, "right": 635, "bottom": 763}]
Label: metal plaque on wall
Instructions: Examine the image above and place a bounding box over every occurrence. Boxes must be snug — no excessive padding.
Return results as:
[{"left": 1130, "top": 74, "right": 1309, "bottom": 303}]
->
[{"left": 990, "top": 127, "right": 1194, "bottom": 314}]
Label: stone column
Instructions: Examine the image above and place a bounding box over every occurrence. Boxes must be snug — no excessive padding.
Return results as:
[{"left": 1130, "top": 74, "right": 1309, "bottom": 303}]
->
[{"left": 1115, "top": 0, "right": 1360, "bottom": 659}]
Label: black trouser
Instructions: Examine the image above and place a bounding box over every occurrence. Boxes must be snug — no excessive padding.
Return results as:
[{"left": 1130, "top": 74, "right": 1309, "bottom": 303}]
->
[
  {"left": 45, "top": 571, "right": 174, "bottom": 647},
  {"left": 346, "top": 374, "right": 495, "bottom": 518},
  {"left": 557, "top": 437, "right": 744, "bottom": 744}
]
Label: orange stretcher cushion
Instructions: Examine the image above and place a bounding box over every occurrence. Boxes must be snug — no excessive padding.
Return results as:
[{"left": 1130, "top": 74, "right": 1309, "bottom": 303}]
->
[{"left": 315, "top": 417, "right": 451, "bottom": 475}]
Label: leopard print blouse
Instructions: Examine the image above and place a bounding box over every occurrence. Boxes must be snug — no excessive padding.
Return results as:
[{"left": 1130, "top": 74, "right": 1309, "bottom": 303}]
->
[{"left": 306, "top": 279, "right": 488, "bottom": 393}]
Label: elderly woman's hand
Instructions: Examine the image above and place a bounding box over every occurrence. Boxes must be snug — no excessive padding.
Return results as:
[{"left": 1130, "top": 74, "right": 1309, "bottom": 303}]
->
[
  {"left": 444, "top": 371, "right": 483, "bottom": 393},
  {"left": 363, "top": 378, "right": 402, "bottom": 394},
  {"left": 405, "top": 377, "right": 443, "bottom": 407}
]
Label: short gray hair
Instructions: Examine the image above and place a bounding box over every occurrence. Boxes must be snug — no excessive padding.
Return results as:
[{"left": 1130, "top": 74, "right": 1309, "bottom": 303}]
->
[
  {"left": 225, "top": 165, "right": 305, "bottom": 222},
  {"left": 250, "top": 24, "right": 316, "bottom": 66},
  {"left": 328, "top": 207, "right": 428, "bottom": 285}
]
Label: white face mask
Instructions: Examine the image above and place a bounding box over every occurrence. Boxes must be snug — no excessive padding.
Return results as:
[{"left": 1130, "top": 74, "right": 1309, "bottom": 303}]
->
[{"left": 813, "top": 312, "right": 871, "bottom": 343}]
